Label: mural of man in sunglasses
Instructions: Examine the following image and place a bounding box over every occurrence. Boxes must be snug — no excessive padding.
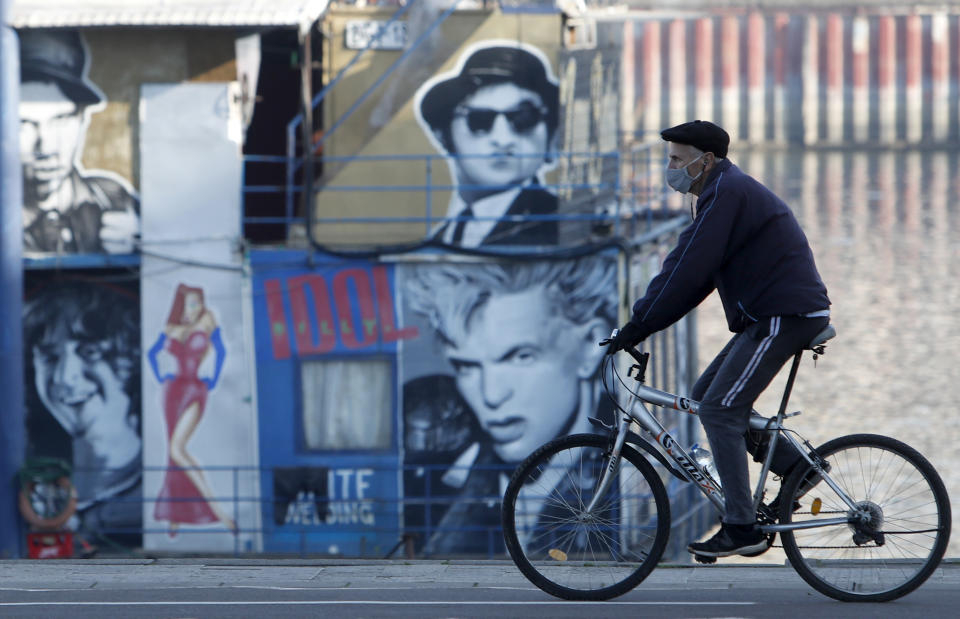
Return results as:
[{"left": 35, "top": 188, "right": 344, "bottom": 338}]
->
[{"left": 416, "top": 42, "right": 559, "bottom": 248}]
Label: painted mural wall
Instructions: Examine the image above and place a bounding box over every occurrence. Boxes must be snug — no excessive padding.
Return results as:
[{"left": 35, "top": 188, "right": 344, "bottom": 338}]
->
[
  {"left": 22, "top": 273, "right": 143, "bottom": 550},
  {"left": 139, "top": 82, "right": 261, "bottom": 553},
  {"left": 251, "top": 254, "right": 414, "bottom": 555},
  {"left": 396, "top": 256, "right": 618, "bottom": 555},
  {"left": 17, "top": 28, "right": 239, "bottom": 258},
  {"left": 248, "top": 250, "right": 620, "bottom": 556},
  {"left": 312, "top": 9, "right": 564, "bottom": 247},
  {"left": 18, "top": 29, "right": 259, "bottom": 551},
  {"left": 412, "top": 40, "right": 561, "bottom": 248},
  {"left": 18, "top": 30, "right": 139, "bottom": 255},
  {"left": 249, "top": 8, "right": 630, "bottom": 556}
]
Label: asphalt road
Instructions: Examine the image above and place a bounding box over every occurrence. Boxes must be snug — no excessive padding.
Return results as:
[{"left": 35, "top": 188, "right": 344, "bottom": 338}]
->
[{"left": 1, "top": 558, "right": 958, "bottom": 618}]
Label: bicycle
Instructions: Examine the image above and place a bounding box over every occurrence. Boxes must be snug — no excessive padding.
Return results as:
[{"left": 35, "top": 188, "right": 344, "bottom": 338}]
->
[{"left": 501, "top": 324, "right": 951, "bottom": 602}]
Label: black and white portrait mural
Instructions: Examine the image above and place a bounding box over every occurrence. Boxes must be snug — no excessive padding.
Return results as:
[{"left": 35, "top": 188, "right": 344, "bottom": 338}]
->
[
  {"left": 398, "top": 257, "right": 616, "bottom": 555},
  {"left": 414, "top": 41, "right": 560, "bottom": 248},
  {"left": 23, "top": 276, "right": 142, "bottom": 547},
  {"left": 18, "top": 29, "right": 140, "bottom": 255}
]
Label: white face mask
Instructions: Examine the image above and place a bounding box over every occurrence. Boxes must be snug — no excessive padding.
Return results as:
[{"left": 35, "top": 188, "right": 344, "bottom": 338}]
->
[{"left": 665, "top": 153, "right": 705, "bottom": 194}]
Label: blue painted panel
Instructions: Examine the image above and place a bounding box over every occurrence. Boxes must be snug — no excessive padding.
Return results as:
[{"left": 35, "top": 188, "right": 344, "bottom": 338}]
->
[{"left": 249, "top": 249, "right": 412, "bottom": 555}]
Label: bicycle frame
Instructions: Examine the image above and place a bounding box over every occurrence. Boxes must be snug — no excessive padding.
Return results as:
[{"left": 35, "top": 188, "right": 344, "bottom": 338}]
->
[{"left": 589, "top": 349, "right": 864, "bottom": 534}]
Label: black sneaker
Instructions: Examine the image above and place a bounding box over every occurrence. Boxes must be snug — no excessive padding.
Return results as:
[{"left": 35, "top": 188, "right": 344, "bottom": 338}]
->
[{"left": 688, "top": 523, "right": 768, "bottom": 558}]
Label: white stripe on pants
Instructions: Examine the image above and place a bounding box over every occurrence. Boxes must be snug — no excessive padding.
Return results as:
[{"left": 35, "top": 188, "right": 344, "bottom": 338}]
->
[{"left": 721, "top": 316, "right": 781, "bottom": 407}]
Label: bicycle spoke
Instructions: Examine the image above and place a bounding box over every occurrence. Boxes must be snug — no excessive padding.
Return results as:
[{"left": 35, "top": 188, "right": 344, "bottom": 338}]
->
[
  {"left": 780, "top": 435, "right": 949, "bottom": 602},
  {"left": 502, "top": 434, "right": 670, "bottom": 600}
]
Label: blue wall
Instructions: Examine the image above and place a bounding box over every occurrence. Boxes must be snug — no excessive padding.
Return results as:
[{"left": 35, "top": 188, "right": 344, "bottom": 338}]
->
[{"left": 250, "top": 249, "right": 415, "bottom": 555}]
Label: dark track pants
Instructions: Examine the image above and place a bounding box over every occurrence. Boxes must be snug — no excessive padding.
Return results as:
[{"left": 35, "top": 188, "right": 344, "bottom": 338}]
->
[{"left": 691, "top": 315, "right": 830, "bottom": 525}]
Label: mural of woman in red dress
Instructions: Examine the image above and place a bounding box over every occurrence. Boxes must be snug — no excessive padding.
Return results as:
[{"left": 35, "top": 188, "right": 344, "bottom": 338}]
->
[{"left": 147, "top": 284, "right": 234, "bottom": 536}]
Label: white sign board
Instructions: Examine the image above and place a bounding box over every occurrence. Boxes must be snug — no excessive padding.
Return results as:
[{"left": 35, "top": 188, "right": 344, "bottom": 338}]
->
[{"left": 345, "top": 20, "right": 407, "bottom": 50}]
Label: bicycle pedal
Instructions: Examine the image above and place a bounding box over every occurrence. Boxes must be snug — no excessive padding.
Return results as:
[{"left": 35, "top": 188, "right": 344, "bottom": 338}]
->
[{"left": 693, "top": 553, "right": 717, "bottom": 564}]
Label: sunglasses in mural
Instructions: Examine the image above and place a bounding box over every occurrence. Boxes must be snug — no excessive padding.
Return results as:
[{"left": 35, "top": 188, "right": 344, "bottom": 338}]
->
[{"left": 454, "top": 101, "right": 550, "bottom": 135}]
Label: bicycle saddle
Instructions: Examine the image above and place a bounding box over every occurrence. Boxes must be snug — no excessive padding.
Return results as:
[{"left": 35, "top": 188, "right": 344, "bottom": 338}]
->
[{"left": 805, "top": 324, "right": 836, "bottom": 350}]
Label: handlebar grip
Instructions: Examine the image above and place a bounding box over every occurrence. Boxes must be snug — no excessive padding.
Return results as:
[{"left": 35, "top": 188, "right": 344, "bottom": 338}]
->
[{"left": 599, "top": 330, "right": 649, "bottom": 379}]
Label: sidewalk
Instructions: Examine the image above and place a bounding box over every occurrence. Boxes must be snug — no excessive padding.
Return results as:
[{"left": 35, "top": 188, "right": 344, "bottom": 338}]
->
[{"left": 1, "top": 558, "right": 958, "bottom": 591}]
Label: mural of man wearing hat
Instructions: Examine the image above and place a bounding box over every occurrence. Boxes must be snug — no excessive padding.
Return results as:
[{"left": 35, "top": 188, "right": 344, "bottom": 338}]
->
[
  {"left": 415, "top": 42, "right": 559, "bottom": 248},
  {"left": 19, "top": 29, "right": 140, "bottom": 255}
]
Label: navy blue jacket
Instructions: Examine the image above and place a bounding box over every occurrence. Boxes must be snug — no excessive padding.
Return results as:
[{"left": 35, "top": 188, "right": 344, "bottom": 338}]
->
[{"left": 630, "top": 159, "right": 830, "bottom": 338}]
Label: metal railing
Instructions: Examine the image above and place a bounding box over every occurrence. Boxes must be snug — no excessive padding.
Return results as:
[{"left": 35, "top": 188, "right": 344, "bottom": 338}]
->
[
  {"left": 68, "top": 441, "right": 709, "bottom": 561},
  {"left": 243, "top": 139, "right": 674, "bottom": 246}
]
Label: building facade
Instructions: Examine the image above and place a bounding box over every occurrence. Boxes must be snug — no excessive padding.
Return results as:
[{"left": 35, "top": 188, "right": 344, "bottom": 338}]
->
[{"left": 5, "top": 0, "right": 958, "bottom": 558}]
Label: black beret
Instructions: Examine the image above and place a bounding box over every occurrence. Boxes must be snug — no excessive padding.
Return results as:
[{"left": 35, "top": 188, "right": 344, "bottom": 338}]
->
[{"left": 661, "top": 120, "right": 729, "bottom": 159}]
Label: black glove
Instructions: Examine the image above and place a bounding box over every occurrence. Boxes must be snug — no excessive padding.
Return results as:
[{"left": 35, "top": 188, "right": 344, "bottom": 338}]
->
[{"left": 606, "top": 321, "right": 646, "bottom": 355}]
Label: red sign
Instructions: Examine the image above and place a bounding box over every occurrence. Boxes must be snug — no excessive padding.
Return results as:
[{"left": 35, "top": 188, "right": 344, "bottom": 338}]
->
[{"left": 263, "top": 265, "right": 417, "bottom": 359}]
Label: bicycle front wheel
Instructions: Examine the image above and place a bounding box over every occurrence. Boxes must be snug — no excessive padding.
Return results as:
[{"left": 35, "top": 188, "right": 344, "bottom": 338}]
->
[
  {"left": 780, "top": 433, "right": 951, "bottom": 602},
  {"left": 501, "top": 433, "right": 671, "bottom": 600}
]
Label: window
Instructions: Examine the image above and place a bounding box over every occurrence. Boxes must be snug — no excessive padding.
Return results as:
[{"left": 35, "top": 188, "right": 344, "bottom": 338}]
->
[{"left": 300, "top": 358, "right": 392, "bottom": 450}]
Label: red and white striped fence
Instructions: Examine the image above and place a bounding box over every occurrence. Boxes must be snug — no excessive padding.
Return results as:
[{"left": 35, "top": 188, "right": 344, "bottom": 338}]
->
[{"left": 626, "top": 10, "right": 960, "bottom": 146}]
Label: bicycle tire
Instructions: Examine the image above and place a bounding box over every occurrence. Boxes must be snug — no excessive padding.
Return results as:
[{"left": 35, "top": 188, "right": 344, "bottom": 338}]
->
[
  {"left": 779, "top": 433, "right": 951, "bottom": 602},
  {"left": 501, "top": 433, "right": 671, "bottom": 600}
]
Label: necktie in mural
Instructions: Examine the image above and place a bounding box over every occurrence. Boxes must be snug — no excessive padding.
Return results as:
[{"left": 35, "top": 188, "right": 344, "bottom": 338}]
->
[{"left": 450, "top": 205, "right": 474, "bottom": 244}]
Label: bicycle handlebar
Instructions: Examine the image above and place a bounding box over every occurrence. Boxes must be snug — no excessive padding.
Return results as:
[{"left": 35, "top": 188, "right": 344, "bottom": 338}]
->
[{"left": 600, "top": 331, "right": 649, "bottom": 368}]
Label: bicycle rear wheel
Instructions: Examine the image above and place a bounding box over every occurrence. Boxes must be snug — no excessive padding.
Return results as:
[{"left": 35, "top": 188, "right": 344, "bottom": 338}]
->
[
  {"left": 501, "top": 433, "right": 670, "bottom": 600},
  {"left": 779, "top": 433, "right": 951, "bottom": 602}
]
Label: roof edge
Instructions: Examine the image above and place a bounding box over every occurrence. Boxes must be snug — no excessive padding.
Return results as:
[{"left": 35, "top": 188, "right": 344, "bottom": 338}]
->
[{"left": 9, "top": 1, "right": 331, "bottom": 29}]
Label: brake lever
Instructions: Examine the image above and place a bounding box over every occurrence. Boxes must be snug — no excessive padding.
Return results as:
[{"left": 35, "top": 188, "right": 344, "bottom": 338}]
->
[{"left": 599, "top": 327, "right": 619, "bottom": 348}]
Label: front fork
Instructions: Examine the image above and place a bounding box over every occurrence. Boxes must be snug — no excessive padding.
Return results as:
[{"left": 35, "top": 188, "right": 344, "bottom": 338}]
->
[{"left": 584, "top": 412, "right": 631, "bottom": 514}]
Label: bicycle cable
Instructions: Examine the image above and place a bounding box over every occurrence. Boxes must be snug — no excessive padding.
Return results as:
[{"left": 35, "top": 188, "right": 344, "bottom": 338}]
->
[
  {"left": 609, "top": 352, "right": 649, "bottom": 400},
  {"left": 600, "top": 352, "right": 649, "bottom": 422}
]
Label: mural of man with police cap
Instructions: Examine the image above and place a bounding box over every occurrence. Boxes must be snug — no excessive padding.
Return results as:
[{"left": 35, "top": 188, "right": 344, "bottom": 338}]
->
[
  {"left": 415, "top": 41, "right": 559, "bottom": 248},
  {"left": 19, "top": 29, "right": 140, "bottom": 255}
]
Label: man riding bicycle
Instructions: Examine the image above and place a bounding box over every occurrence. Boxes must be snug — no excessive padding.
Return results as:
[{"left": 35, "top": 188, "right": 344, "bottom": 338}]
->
[{"left": 608, "top": 120, "right": 831, "bottom": 558}]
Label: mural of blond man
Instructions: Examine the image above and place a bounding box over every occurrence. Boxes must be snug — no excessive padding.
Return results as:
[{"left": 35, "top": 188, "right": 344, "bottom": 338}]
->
[
  {"left": 415, "top": 42, "right": 560, "bottom": 248},
  {"left": 19, "top": 29, "right": 139, "bottom": 254},
  {"left": 400, "top": 258, "right": 616, "bottom": 555}
]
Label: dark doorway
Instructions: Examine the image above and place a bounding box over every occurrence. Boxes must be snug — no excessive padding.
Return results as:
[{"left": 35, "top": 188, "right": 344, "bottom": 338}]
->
[{"left": 242, "top": 28, "right": 321, "bottom": 244}]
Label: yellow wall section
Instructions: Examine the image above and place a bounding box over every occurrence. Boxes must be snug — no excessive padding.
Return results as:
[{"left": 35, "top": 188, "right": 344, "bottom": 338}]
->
[{"left": 80, "top": 29, "right": 237, "bottom": 189}]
